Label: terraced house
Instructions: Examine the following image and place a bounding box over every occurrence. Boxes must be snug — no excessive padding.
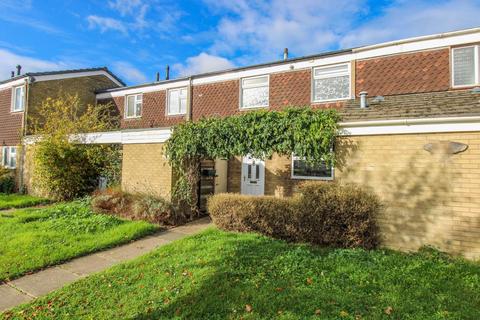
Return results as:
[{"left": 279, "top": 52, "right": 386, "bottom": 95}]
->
[
  {"left": 90, "top": 27, "right": 480, "bottom": 259},
  {"left": 0, "top": 67, "right": 124, "bottom": 189}
]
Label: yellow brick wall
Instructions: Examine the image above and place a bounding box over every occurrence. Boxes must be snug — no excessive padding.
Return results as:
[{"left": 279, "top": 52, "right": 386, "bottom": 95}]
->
[
  {"left": 227, "top": 132, "right": 480, "bottom": 259},
  {"left": 121, "top": 143, "right": 173, "bottom": 199}
]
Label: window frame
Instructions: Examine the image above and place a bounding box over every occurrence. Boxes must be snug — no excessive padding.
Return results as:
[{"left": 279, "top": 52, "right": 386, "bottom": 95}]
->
[
  {"left": 2, "top": 146, "right": 17, "bottom": 169},
  {"left": 166, "top": 87, "right": 188, "bottom": 116},
  {"left": 311, "top": 63, "right": 351, "bottom": 103},
  {"left": 11, "top": 85, "right": 25, "bottom": 112},
  {"left": 290, "top": 154, "right": 334, "bottom": 181},
  {"left": 451, "top": 45, "right": 480, "bottom": 88},
  {"left": 239, "top": 74, "right": 270, "bottom": 110},
  {"left": 124, "top": 93, "right": 143, "bottom": 119}
]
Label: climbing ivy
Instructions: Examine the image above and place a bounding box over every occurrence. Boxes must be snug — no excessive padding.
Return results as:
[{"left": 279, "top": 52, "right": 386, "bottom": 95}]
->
[{"left": 165, "top": 107, "right": 340, "bottom": 211}]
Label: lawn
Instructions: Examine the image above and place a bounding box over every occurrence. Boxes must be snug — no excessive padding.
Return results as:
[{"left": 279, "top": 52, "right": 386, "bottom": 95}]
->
[
  {"left": 3, "top": 229, "right": 479, "bottom": 319},
  {"left": 0, "top": 194, "right": 49, "bottom": 210},
  {"left": 0, "top": 201, "right": 157, "bottom": 282}
]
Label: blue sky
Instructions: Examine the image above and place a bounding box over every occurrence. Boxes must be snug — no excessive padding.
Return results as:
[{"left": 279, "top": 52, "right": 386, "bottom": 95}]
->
[{"left": 1, "top": 0, "right": 480, "bottom": 85}]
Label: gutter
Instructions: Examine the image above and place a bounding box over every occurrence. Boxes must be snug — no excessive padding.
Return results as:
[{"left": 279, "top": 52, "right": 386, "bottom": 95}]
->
[{"left": 339, "top": 115, "right": 480, "bottom": 128}]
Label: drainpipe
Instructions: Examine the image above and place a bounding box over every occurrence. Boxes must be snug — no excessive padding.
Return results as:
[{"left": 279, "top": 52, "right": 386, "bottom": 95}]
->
[
  {"left": 19, "top": 77, "right": 31, "bottom": 194},
  {"left": 187, "top": 76, "right": 193, "bottom": 121}
]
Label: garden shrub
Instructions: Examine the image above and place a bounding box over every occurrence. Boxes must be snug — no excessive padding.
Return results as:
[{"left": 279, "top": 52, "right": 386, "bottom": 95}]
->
[
  {"left": 208, "top": 181, "right": 381, "bottom": 249},
  {"left": 0, "top": 167, "right": 15, "bottom": 194},
  {"left": 91, "top": 188, "right": 186, "bottom": 226}
]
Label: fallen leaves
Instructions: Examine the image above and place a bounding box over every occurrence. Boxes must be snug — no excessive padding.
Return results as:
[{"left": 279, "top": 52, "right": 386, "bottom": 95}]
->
[
  {"left": 306, "top": 277, "right": 313, "bottom": 285},
  {"left": 245, "top": 304, "right": 253, "bottom": 313},
  {"left": 384, "top": 306, "right": 393, "bottom": 315}
]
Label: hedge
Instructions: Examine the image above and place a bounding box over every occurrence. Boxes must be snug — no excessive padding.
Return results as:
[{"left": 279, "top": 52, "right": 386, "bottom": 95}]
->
[{"left": 208, "top": 181, "right": 381, "bottom": 249}]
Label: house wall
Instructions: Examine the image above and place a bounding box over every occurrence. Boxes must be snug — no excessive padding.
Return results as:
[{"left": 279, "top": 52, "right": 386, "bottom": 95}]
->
[
  {"left": 228, "top": 132, "right": 480, "bottom": 259},
  {"left": 121, "top": 143, "right": 173, "bottom": 199},
  {"left": 0, "top": 86, "right": 24, "bottom": 146}
]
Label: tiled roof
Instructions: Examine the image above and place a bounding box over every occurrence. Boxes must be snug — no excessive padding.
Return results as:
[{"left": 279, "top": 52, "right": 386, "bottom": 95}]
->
[{"left": 341, "top": 90, "right": 480, "bottom": 122}]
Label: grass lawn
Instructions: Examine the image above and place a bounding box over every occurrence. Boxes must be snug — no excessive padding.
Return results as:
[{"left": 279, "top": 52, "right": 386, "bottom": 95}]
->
[
  {"left": 0, "top": 201, "right": 157, "bottom": 282},
  {"left": 0, "top": 194, "right": 49, "bottom": 210},
  {"left": 3, "top": 229, "right": 479, "bottom": 320}
]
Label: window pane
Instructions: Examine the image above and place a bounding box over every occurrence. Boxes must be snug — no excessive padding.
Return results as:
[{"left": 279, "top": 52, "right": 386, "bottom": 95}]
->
[
  {"left": 135, "top": 102, "right": 142, "bottom": 116},
  {"left": 169, "top": 90, "right": 180, "bottom": 114},
  {"left": 243, "top": 76, "right": 268, "bottom": 87},
  {"left": 313, "top": 75, "right": 350, "bottom": 101},
  {"left": 293, "top": 159, "right": 332, "bottom": 178},
  {"left": 314, "top": 64, "right": 349, "bottom": 77},
  {"left": 453, "top": 47, "right": 475, "bottom": 86},
  {"left": 126, "top": 95, "right": 136, "bottom": 117},
  {"left": 2, "top": 148, "right": 7, "bottom": 166},
  {"left": 9, "top": 147, "right": 16, "bottom": 168},
  {"left": 14, "top": 87, "right": 24, "bottom": 111},
  {"left": 242, "top": 86, "right": 269, "bottom": 108}
]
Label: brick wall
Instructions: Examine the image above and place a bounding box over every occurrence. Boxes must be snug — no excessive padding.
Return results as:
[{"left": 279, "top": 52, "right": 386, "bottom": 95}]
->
[
  {"left": 101, "top": 90, "right": 186, "bottom": 129},
  {"left": 227, "top": 132, "right": 480, "bottom": 259},
  {"left": 122, "top": 143, "right": 173, "bottom": 199},
  {"left": 27, "top": 75, "right": 120, "bottom": 133},
  {"left": 355, "top": 48, "right": 450, "bottom": 97},
  {"left": 0, "top": 87, "right": 24, "bottom": 145},
  {"left": 192, "top": 80, "right": 240, "bottom": 120}
]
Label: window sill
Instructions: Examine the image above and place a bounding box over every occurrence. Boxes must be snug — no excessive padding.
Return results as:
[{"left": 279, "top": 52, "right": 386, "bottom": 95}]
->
[
  {"left": 239, "top": 105, "right": 269, "bottom": 111},
  {"left": 291, "top": 176, "right": 334, "bottom": 181},
  {"left": 10, "top": 110, "right": 25, "bottom": 114},
  {"left": 124, "top": 116, "right": 142, "bottom": 120},
  {"left": 311, "top": 97, "right": 351, "bottom": 104}
]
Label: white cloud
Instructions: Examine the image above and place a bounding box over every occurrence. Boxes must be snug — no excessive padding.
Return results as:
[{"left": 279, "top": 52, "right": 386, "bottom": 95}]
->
[
  {"left": 87, "top": 15, "right": 128, "bottom": 34},
  {"left": 112, "top": 61, "right": 148, "bottom": 83},
  {"left": 0, "top": 49, "right": 73, "bottom": 81},
  {"left": 172, "top": 52, "right": 235, "bottom": 77},
  {"left": 340, "top": 0, "right": 480, "bottom": 48},
  {"left": 108, "top": 0, "right": 144, "bottom": 16},
  {"left": 204, "top": 0, "right": 366, "bottom": 63}
]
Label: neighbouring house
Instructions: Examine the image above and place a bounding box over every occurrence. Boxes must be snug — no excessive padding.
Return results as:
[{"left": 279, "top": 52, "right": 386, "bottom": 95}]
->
[
  {"left": 0, "top": 67, "right": 125, "bottom": 191},
  {"left": 88, "top": 27, "right": 480, "bottom": 259}
]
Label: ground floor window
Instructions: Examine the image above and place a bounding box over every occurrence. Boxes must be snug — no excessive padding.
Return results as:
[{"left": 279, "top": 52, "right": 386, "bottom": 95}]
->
[
  {"left": 291, "top": 155, "right": 333, "bottom": 180},
  {"left": 2, "top": 146, "right": 17, "bottom": 169}
]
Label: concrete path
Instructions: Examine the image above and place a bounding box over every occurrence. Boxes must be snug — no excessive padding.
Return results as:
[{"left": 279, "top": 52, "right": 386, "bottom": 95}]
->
[{"left": 0, "top": 217, "right": 212, "bottom": 312}]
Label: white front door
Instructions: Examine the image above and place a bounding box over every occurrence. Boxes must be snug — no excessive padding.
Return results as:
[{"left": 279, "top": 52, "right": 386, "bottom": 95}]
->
[{"left": 241, "top": 155, "right": 265, "bottom": 196}]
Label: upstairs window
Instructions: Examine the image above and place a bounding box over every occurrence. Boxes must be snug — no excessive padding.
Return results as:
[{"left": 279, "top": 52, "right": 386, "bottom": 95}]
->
[
  {"left": 12, "top": 85, "right": 25, "bottom": 112},
  {"left": 240, "top": 75, "right": 269, "bottom": 109},
  {"left": 167, "top": 87, "right": 188, "bottom": 115},
  {"left": 2, "top": 146, "right": 17, "bottom": 169},
  {"left": 291, "top": 155, "right": 333, "bottom": 180},
  {"left": 312, "top": 63, "right": 351, "bottom": 102},
  {"left": 125, "top": 94, "right": 142, "bottom": 118},
  {"left": 452, "top": 46, "right": 479, "bottom": 87}
]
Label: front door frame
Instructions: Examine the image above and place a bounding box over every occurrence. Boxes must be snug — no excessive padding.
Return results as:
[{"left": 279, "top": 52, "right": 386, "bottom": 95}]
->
[{"left": 240, "top": 155, "right": 265, "bottom": 196}]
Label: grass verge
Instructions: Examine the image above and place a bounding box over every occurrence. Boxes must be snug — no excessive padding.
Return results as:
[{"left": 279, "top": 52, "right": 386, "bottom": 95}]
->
[
  {"left": 3, "top": 228, "right": 479, "bottom": 319},
  {"left": 0, "top": 200, "right": 157, "bottom": 282},
  {"left": 0, "top": 194, "right": 49, "bottom": 210}
]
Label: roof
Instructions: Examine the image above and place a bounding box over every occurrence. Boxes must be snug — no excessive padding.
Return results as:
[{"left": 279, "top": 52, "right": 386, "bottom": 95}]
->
[
  {"left": 341, "top": 89, "right": 480, "bottom": 122},
  {"left": 0, "top": 67, "right": 125, "bottom": 86}
]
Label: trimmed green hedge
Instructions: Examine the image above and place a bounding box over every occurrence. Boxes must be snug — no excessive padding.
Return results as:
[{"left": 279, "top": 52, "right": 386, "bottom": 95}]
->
[{"left": 208, "top": 181, "right": 381, "bottom": 249}]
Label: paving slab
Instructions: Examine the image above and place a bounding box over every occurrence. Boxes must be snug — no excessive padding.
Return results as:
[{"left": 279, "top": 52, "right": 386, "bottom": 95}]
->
[
  {"left": 0, "top": 285, "right": 33, "bottom": 312},
  {"left": 59, "top": 254, "right": 118, "bottom": 276},
  {"left": 9, "top": 267, "right": 80, "bottom": 297}
]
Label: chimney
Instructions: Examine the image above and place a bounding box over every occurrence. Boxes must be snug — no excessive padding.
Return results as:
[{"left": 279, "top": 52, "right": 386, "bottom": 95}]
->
[
  {"left": 359, "top": 91, "right": 368, "bottom": 109},
  {"left": 11, "top": 71, "right": 14, "bottom": 78},
  {"left": 156, "top": 72, "right": 160, "bottom": 82},
  {"left": 165, "top": 65, "right": 170, "bottom": 80},
  {"left": 16, "top": 65, "right": 22, "bottom": 76},
  {"left": 283, "top": 48, "right": 289, "bottom": 61}
]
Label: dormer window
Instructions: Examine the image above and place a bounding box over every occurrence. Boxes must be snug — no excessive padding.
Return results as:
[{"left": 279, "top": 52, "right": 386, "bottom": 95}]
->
[
  {"left": 12, "top": 85, "right": 25, "bottom": 112},
  {"left": 125, "top": 94, "right": 142, "bottom": 118},
  {"left": 452, "top": 46, "right": 479, "bottom": 87}
]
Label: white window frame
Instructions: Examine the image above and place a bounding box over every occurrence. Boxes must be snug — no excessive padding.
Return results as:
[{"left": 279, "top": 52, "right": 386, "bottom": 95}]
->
[
  {"left": 2, "top": 146, "right": 17, "bottom": 169},
  {"left": 311, "top": 63, "right": 351, "bottom": 103},
  {"left": 124, "top": 94, "right": 142, "bottom": 119},
  {"left": 240, "top": 74, "right": 270, "bottom": 109},
  {"left": 290, "top": 154, "right": 334, "bottom": 181},
  {"left": 451, "top": 45, "right": 480, "bottom": 88},
  {"left": 11, "top": 85, "right": 25, "bottom": 112},
  {"left": 166, "top": 87, "right": 188, "bottom": 116}
]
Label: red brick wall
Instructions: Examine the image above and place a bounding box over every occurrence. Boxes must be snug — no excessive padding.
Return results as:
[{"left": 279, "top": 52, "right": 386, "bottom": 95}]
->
[
  {"left": 270, "top": 69, "right": 311, "bottom": 109},
  {"left": 0, "top": 87, "right": 23, "bottom": 145},
  {"left": 192, "top": 80, "right": 240, "bottom": 120},
  {"left": 355, "top": 48, "right": 450, "bottom": 97},
  {"left": 102, "top": 90, "right": 186, "bottom": 129}
]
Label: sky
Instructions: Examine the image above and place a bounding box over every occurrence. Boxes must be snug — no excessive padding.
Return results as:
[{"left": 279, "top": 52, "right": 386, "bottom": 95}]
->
[{"left": 1, "top": 0, "right": 480, "bottom": 85}]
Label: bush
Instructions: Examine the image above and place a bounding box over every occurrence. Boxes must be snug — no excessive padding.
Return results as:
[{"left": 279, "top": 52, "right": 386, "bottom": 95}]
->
[
  {"left": 91, "top": 188, "right": 186, "bottom": 226},
  {"left": 208, "top": 181, "right": 381, "bottom": 249},
  {"left": 0, "top": 167, "right": 15, "bottom": 194}
]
